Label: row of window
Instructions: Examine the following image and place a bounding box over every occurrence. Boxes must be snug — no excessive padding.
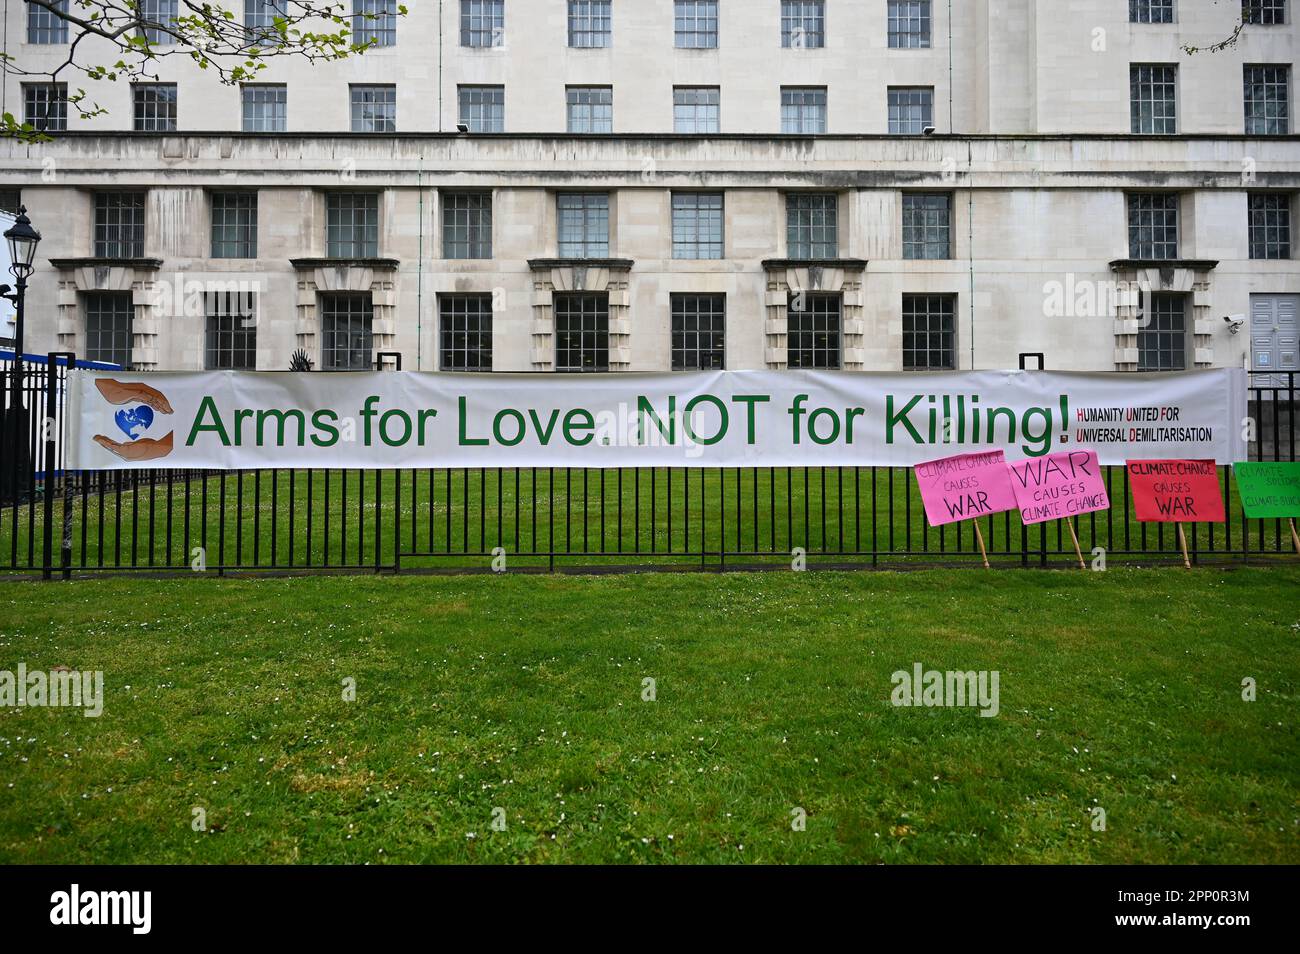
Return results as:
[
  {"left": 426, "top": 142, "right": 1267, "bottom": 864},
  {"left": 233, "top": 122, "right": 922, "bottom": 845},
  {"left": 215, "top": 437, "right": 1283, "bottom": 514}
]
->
[
  {"left": 79, "top": 288, "right": 1194, "bottom": 374},
  {"left": 24, "top": 1, "right": 943, "bottom": 51},
  {"left": 22, "top": 66, "right": 1291, "bottom": 136},
  {"left": 72, "top": 188, "right": 1297, "bottom": 263},
  {"left": 1130, "top": 0, "right": 1285, "bottom": 25}
]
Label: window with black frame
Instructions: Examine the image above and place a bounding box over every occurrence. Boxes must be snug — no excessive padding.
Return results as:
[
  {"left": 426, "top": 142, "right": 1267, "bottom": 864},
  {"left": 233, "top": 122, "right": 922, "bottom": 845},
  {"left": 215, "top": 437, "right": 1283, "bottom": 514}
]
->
[
  {"left": 902, "top": 294, "right": 956, "bottom": 370},
  {"left": 440, "top": 295, "right": 494, "bottom": 371},
  {"left": 554, "top": 294, "right": 609, "bottom": 372},
  {"left": 1137, "top": 293, "right": 1188, "bottom": 371},
  {"left": 326, "top": 193, "right": 379, "bottom": 258},
  {"left": 205, "top": 293, "right": 258, "bottom": 370},
  {"left": 211, "top": 193, "right": 258, "bottom": 259},
  {"left": 442, "top": 192, "right": 493, "bottom": 259},
  {"left": 902, "top": 194, "right": 951, "bottom": 259},
  {"left": 94, "top": 192, "right": 146, "bottom": 258},
  {"left": 320, "top": 294, "right": 374, "bottom": 370},
  {"left": 1127, "top": 193, "right": 1179, "bottom": 259},
  {"left": 787, "top": 293, "right": 841, "bottom": 369},
  {"left": 85, "top": 292, "right": 135, "bottom": 367},
  {"left": 671, "top": 294, "right": 725, "bottom": 370}
]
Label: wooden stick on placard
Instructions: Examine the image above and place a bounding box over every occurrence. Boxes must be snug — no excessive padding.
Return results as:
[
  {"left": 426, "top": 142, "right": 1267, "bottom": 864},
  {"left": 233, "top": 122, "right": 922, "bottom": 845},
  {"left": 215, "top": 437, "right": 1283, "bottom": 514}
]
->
[
  {"left": 1065, "top": 517, "right": 1086, "bottom": 570},
  {"left": 1289, "top": 518, "right": 1300, "bottom": 556},
  {"left": 1176, "top": 521, "right": 1192, "bottom": 569},
  {"left": 973, "top": 520, "right": 990, "bottom": 569}
]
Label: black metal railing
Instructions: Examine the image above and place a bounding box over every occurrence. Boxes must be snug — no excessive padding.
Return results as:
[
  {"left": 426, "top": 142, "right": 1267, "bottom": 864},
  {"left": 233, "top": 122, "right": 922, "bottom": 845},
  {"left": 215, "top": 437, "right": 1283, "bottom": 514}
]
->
[{"left": 0, "top": 356, "right": 1294, "bottom": 577}]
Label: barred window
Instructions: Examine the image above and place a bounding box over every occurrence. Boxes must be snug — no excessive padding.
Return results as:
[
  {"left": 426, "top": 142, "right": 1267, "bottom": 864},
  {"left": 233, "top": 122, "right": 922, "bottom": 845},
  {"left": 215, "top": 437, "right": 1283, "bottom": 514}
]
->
[
  {"left": 205, "top": 295, "right": 258, "bottom": 370},
  {"left": 567, "top": 86, "right": 613, "bottom": 133},
  {"left": 787, "top": 293, "right": 841, "bottom": 369},
  {"left": 675, "top": 0, "right": 718, "bottom": 48},
  {"left": 672, "top": 193, "right": 723, "bottom": 259},
  {"left": 326, "top": 193, "right": 379, "bottom": 258},
  {"left": 245, "top": 0, "right": 288, "bottom": 47},
  {"left": 28, "top": 0, "right": 68, "bottom": 43},
  {"left": 1249, "top": 193, "right": 1292, "bottom": 259},
  {"left": 902, "top": 294, "right": 956, "bottom": 370},
  {"left": 1130, "top": 64, "right": 1177, "bottom": 134},
  {"left": 351, "top": 85, "right": 396, "bottom": 132},
  {"left": 85, "top": 293, "right": 135, "bottom": 368},
  {"left": 458, "top": 85, "right": 504, "bottom": 132},
  {"left": 211, "top": 192, "right": 258, "bottom": 259},
  {"left": 889, "top": 1, "right": 931, "bottom": 48},
  {"left": 781, "top": 1, "right": 825, "bottom": 48},
  {"left": 94, "top": 192, "right": 146, "bottom": 258},
  {"left": 1138, "top": 293, "right": 1187, "bottom": 371},
  {"left": 902, "top": 193, "right": 951, "bottom": 260},
  {"left": 242, "top": 85, "right": 287, "bottom": 131},
  {"left": 133, "top": 84, "right": 177, "bottom": 131},
  {"left": 0, "top": 191, "right": 19, "bottom": 215},
  {"left": 320, "top": 294, "right": 374, "bottom": 370},
  {"left": 461, "top": 0, "right": 505, "bottom": 47},
  {"left": 442, "top": 192, "right": 493, "bottom": 259},
  {"left": 1245, "top": 1, "right": 1286, "bottom": 24},
  {"left": 439, "top": 295, "right": 494, "bottom": 371},
  {"left": 674, "top": 86, "right": 720, "bottom": 133},
  {"left": 888, "top": 86, "right": 933, "bottom": 134},
  {"left": 568, "top": 1, "right": 611, "bottom": 48},
  {"left": 557, "top": 193, "right": 609, "bottom": 257},
  {"left": 23, "top": 83, "right": 67, "bottom": 132},
  {"left": 781, "top": 87, "right": 827, "bottom": 134},
  {"left": 787, "top": 193, "right": 838, "bottom": 259},
  {"left": 671, "top": 294, "right": 725, "bottom": 370},
  {"left": 353, "top": 0, "right": 398, "bottom": 46},
  {"left": 1245, "top": 65, "right": 1289, "bottom": 134},
  {"left": 1130, "top": 0, "right": 1174, "bottom": 22},
  {"left": 1128, "top": 193, "right": 1179, "bottom": 259},
  {"left": 554, "top": 293, "right": 609, "bottom": 372},
  {"left": 139, "top": 0, "right": 178, "bottom": 45}
]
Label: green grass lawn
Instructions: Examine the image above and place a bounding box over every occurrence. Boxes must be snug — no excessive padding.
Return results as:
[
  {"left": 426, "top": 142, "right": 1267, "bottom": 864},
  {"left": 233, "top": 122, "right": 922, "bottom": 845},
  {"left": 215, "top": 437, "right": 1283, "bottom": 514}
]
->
[{"left": 0, "top": 566, "right": 1297, "bottom": 864}]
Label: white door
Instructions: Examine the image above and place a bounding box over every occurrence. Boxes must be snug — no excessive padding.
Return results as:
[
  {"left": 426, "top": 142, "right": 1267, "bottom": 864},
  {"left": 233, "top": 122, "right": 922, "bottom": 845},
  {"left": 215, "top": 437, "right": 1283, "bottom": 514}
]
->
[{"left": 1250, "top": 294, "right": 1299, "bottom": 390}]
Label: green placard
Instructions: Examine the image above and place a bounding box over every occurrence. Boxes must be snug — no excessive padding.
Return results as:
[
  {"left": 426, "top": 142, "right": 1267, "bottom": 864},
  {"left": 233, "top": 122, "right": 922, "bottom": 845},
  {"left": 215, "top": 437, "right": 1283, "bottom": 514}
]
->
[{"left": 1233, "top": 462, "right": 1300, "bottom": 518}]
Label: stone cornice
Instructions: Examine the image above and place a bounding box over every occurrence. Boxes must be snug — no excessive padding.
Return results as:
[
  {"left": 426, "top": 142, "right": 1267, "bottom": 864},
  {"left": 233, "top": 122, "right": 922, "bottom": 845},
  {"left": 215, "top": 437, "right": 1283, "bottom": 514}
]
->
[
  {"left": 49, "top": 257, "right": 163, "bottom": 270},
  {"left": 290, "top": 257, "right": 400, "bottom": 270},
  {"left": 1107, "top": 259, "right": 1220, "bottom": 271},
  {"left": 527, "top": 258, "right": 634, "bottom": 270}
]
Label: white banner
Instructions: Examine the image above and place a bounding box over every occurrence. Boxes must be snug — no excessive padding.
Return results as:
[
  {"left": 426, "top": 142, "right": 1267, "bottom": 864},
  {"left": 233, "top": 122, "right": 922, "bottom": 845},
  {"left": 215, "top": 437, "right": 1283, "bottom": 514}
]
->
[{"left": 66, "top": 368, "right": 1248, "bottom": 470}]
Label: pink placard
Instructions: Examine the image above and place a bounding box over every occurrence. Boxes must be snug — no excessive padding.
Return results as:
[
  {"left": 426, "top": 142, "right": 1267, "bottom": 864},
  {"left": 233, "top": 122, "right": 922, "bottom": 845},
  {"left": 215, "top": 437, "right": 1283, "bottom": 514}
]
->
[
  {"left": 914, "top": 450, "right": 1018, "bottom": 527},
  {"left": 1008, "top": 449, "right": 1110, "bottom": 525}
]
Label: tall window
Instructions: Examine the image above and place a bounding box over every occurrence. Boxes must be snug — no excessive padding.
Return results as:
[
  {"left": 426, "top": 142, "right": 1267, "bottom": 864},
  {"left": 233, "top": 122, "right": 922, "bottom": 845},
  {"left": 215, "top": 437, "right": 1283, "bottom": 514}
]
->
[
  {"left": 461, "top": 0, "right": 505, "bottom": 46},
  {"left": 902, "top": 295, "right": 956, "bottom": 370},
  {"left": 787, "top": 193, "right": 837, "bottom": 259},
  {"left": 554, "top": 294, "right": 609, "bottom": 372},
  {"left": 1245, "top": 1, "right": 1286, "bottom": 24},
  {"left": 1130, "top": 64, "right": 1177, "bottom": 134},
  {"left": 440, "top": 295, "right": 494, "bottom": 371},
  {"left": 787, "top": 294, "right": 841, "bottom": 369},
  {"left": 889, "top": 1, "right": 931, "bottom": 48},
  {"left": 902, "top": 194, "right": 951, "bottom": 259},
  {"left": 1138, "top": 293, "right": 1187, "bottom": 371},
  {"left": 133, "top": 84, "right": 177, "bottom": 131},
  {"left": 320, "top": 295, "right": 374, "bottom": 370},
  {"left": 94, "top": 193, "right": 146, "bottom": 258},
  {"left": 245, "top": 0, "right": 287, "bottom": 47},
  {"left": 674, "top": 86, "right": 720, "bottom": 133},
  {"left": 85, "top": 293, "right": 135, "bottom": 368},
  {"left": 211, "top": 193, "right": 258, "bottom": 259},
  {"left": 353, "top": 0, "right": 397, "bottom": 46},
  {"left": 557, "top": 193, "right": 610, "bottom": 257},
  {"left": 442, "top": 192, "right": 493, "bottom": 259},
  {"left": 672, "top": 193, "right": 724, "bottom": 259},
  {"left": 139, "top": 0, "right": 178, "bottom": 44},
  {"left": 205, "top": 294, "right": 258, "bottom": 370},
  {"left": 1249, "top": 194, "right": 1292, "bottom": 259},
  {"left": 781, "top": 1, "right": 825, "bottom": 48},
  {"left": 888, "top": 87, "right": 933, "bottom": 134},
  {"left": 459, "top": 85, "right": 504, "bottom": 132},
  {"left": 1245, "top": 65, "right": 1290, "bottom": 134},
  {"left": 27, "top": 0, "right": 68, "bottom": 43},
  {"left": 675, "top": 0, "right": 718, "bottom": 48},
  {"left": 568, "top": 1, "right": 611, "bottom": 48},
  {"left": 1129, "top": 0, "right": 1174, "bottom": 22},
  {"left": 242, "top": 85, "right": 286, "bottom": 131},
  {"left": 567, "top": 86, "right": 613, "bottom": 133},
  {"left": 1128, "top": 193, "right": 1179, "bottom": 259},
  {"left": 671, "top": 294, "right": 725, "bottom": 370},
  {"left": 326, "top": 193, "right": 379, "bottom": 258},
  {"left": 781, "top": 87, "right": 827, "bottom": 133},
  {"left": 23, "top": 84, "right": 67, "bottom": 132},
  {"left": 351, "top": 85, "right": 396, "bottom": 132}
]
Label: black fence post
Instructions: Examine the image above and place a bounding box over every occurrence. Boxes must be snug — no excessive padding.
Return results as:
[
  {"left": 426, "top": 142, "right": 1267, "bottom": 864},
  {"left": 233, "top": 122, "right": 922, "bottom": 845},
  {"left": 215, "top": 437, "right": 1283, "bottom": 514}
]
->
[
  {"left": 55, "top": 354, "right": 76, "bottom": 579},
  {"left": 42, "top": 354, "right": 62, "bottom": 579}
]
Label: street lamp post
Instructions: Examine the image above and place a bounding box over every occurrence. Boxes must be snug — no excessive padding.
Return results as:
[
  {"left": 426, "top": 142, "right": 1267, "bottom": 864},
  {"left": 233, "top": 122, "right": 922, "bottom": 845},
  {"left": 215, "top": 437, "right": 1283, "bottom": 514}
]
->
[{"left": 1, "top": 206, "right": 44, "bottom": 501}]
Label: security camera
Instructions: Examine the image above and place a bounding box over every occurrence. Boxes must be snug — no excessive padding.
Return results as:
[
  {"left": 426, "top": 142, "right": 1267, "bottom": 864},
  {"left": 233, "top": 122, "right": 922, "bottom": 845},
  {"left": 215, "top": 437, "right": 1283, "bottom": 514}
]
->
[
  {"left": 922, "top": 125, "right": 936, "bottom": 136},
  {"left": 1223, "top": 314, "right": 1246, "bottom": 334},
  {"left": 455, "top": 122, "right": 470, "bottom": 134}
]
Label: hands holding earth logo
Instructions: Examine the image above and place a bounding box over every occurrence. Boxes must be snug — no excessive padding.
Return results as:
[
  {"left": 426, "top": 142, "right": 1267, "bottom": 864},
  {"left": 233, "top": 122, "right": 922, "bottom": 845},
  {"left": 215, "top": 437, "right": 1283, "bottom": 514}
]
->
[{"left": 92, "top": 379, "right": 175, "bottom": 461}]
